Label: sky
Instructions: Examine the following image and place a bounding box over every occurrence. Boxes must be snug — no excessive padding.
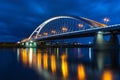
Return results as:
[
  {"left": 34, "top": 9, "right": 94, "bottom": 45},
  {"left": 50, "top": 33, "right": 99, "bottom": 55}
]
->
[{"left": 0, "top": 0, "right": 120, "bottom": 42}]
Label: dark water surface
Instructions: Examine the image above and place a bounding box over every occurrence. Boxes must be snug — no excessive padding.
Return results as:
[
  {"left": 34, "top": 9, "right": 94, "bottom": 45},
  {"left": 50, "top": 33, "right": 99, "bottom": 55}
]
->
[{"left": 0, "top": 47, "right": 120, "bottom": 80}]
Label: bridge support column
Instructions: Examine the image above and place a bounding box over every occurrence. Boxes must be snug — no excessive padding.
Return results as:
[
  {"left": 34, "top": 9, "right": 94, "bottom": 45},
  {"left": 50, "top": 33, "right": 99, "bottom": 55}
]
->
[
  {"left": 93, "top": 32, "right": 119, "bottom": 70},
  {"left": 109, "top": 33, "right": 119, "bottom": 46},
  {"left": 93, "top": 31, "right": 119, "bottom": 50},
  {"left": 93, "top": 31, "right": 107, "bottom": 50}
]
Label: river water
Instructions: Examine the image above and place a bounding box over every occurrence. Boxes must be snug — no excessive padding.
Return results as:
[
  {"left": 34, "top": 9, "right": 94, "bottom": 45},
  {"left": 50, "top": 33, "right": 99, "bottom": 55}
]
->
[{"left": 0, "top": 47, "right": 120, "bottom": 80}]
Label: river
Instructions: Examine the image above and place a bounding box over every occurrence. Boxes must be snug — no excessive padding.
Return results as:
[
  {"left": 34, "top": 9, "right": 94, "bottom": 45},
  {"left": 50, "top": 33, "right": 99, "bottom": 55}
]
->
[{"left": 0, "top": 47, "right": 120, "bottom": 80}]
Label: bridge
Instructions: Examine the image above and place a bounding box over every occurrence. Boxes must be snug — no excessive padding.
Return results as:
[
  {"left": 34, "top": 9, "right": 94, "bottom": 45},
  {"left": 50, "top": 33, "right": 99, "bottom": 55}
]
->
[{"left": 20, "top": 16, "right": 120, "bottom": 49}]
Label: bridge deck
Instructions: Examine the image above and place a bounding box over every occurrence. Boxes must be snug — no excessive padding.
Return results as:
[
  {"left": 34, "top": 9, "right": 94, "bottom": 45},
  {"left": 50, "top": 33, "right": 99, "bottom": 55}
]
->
[{"left": 33, "top": 24, "right": 120, "bottom": 41}]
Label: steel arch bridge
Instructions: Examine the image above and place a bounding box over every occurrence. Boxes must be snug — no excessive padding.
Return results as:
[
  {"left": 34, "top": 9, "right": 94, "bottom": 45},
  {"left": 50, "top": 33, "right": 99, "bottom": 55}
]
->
[{"left": 26, "top": 16, "right": 106, "bottom": 42}]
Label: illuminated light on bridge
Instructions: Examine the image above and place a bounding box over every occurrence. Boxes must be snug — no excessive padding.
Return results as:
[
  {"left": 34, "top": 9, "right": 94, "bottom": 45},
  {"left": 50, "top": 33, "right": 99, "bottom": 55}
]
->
[
  {"left": 78, "top": 23, "right": 84, "bottom": 28},
  {"left": 103, "top": 17, "right": 109, "bottom": 24},
  {"left": 51, "top": 30, "right": 56, "bottom": 34},
  {"left": 37, "top": 34, "right": 42, "bottom": 37},
  {"left": 43, "top": 32, "right": 48, "bottom": 36},
  {"left": 98, "top": 31, "right": 103, "bottom": 34},
  {"left": 29, "top": 43, "right": 32, "bottom": 47},
  {"left": 25, "top": 42, "right": 29, "bottom": 46},
  {"left": 30, "top": 40, "right": 33, "bottom": 43},
  {"left": 62, "top": 27, "right": 68, "bottom": 32},
  {"left": 17, "top": 41, "right": 20, "bottom": 44}
]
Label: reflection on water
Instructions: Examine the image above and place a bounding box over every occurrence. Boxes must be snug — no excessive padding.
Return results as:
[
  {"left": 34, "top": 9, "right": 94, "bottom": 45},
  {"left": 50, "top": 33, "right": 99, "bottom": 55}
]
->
[
  {"left": 78, "top": 64, "right": 85, "bottom": 80},
  {"left": 37, "top": 53, "right": 42, "bottom": 69},
  {"left": 61, "top": 54, "right": 68, "bottom": 78},
  {"left": 43, "top": 53, "right": 48, "bottom": 70},
  {"left": 21, "top": 48, "right": 28, "bottom": 66},
  {"left": 51, "top": 54, "right": 56, "bottom": 74},
  {"left": 102, "top": 70, "right": 112, "bottom": 80},
  {"left": 17, "top": 47, "right": 120, "bottom": 80}
]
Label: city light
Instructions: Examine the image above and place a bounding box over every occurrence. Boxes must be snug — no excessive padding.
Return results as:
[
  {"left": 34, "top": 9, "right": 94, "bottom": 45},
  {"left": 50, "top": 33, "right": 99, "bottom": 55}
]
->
[{"left": 43, "top": 53, "right": 48, "bottom": 70}]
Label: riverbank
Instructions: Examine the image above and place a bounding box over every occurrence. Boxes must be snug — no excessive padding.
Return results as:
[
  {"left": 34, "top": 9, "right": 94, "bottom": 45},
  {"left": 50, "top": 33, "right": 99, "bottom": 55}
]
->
[{"left": 0, "top": 42, "right": 19, "bottom": 48}]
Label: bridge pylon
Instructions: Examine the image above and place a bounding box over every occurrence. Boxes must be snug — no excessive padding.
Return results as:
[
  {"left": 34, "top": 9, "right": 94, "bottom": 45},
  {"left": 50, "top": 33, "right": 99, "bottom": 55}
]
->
[{"left": 93, "top": 31, "right": 119, "bottom": 50}]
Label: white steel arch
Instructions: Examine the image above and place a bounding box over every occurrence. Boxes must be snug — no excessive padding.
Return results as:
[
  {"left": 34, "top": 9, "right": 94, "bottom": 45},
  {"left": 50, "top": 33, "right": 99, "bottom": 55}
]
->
[{"left": 28, "top": 16, "right": 106, "bottom": 40}]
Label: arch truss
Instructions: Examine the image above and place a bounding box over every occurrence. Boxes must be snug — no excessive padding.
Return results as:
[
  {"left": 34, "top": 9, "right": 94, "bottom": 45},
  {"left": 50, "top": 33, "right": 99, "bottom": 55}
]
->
[{"left": 28, "top": 16, "right": 106, "bottom": 40}]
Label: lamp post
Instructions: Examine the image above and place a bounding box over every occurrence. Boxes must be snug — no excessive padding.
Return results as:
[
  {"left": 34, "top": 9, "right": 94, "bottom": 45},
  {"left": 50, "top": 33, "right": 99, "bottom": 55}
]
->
[
  {"left": 78, "top": 24, "right": 84, "bottom": 29},
  {"left": 61, "top": 27, "right": 67, "bottom": 44},
  {"left": 51, "top": 30, "right": 56, "bottom": 34},
  {"left": 103, "top": 17, "right": 109, "bottom": 25},
  {"left": 62, "top": 27, "right": 67, "bottom": 32},
  {"left": 43, "top": 32, "right": 48, "bottom": 36}
]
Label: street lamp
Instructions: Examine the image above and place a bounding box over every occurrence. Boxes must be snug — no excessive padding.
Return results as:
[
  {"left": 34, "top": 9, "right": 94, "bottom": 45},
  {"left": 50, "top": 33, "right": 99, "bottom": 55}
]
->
[
  {"left": 43, "top": 32, "right": 48, "bottom": 36},
  {"left": 38, "top": 34, "right": 42, "bottom": 37},
  {"left": 78, "top": 24, "right": 84, "bottom": 29},
  {"left": 62, "top": 27, "right": 67, "bottom": 32},
  {"left": 103, "top": 17, "right": 109, "bottom": 25},
  {"left": 51, "top": 30, "right": 56, "bottom": 34}
]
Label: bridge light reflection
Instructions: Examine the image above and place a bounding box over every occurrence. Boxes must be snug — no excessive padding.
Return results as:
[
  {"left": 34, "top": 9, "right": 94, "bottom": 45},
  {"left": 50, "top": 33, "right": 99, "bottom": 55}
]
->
[
  {"left": 78, "top": 64, "right": 86, "bottom": 80},
  {"left": 61, "top": 54, "right": 68, "bottom": 78},
  {"left": 43, "top": 53, "right": 48, "bottom": 70},
  {"left": 21, "top": 49, "right": 28, "bottom": 66},
  {"left": 102, "top": 70, "right": 112, "bottom": 80},
  {"left": 29, "top": 48, "right": 33, "bottom": 67},
  {"left": 51, "top": 54, "right": 56, "bottom": 74},
  {"left": 37, "top": 53, "right": 42, "bottom": 69},
  {"left": 62, "top": 27, "right": 68, "bottom": 32}
]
